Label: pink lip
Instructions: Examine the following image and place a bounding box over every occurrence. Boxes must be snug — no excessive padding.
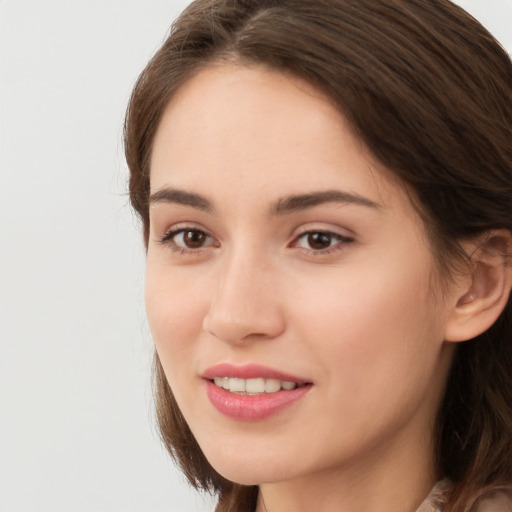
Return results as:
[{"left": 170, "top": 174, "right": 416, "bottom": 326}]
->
[
  {"left": 201, "top": 363, "right": 312, "bottom": 421},
  {"left": 201, "top": 363, "right": 309, "bottom": 384}
]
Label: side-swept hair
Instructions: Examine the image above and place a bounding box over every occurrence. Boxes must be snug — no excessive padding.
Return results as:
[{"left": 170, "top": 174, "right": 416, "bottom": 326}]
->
[{"left": 124, "top": 1, "right": 512, "bottom": 510}]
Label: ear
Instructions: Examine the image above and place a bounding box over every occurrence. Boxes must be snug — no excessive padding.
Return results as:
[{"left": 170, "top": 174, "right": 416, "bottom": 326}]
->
[{"left": 444, "top": 230, "right": 512, "bottom": 343}]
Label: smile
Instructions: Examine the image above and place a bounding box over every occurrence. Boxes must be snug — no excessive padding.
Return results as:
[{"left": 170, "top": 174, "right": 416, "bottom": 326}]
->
[
  {"left": 202, "top": 364, "right": 312, "bottom": 421},
  {"left": 212, "top": 377, "right": 300, "bottom": 394}
]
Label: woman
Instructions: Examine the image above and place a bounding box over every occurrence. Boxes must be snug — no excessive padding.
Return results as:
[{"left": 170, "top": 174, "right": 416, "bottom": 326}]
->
[{"left": 124, "top": 0, "right": 512, "bottom": 510}]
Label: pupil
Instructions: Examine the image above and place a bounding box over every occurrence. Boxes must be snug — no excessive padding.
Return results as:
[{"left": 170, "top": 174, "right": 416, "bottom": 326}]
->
[
  {"left": 308, "top": 232, "right": 331, "bottom": 249},
  {"left": 184, "top": 230, "right": 205, "bottom": 248}
]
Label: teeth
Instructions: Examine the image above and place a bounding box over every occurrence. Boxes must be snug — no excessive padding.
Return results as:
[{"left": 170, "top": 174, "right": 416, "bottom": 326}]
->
[
  {"left": 246, "top": 378, "right": 265, "bottom": 394},
  {"left": 229, "top": 378, "right": 246, "bottom": 393},
  {"left": 214, "top": 377, "right": 230, "bottom": 389},
  {"left": 213, "top": 377, "right": 299, "bottom": 394},
  {"left": 265, "top": 378, "right": 281, "bottom": 393}
]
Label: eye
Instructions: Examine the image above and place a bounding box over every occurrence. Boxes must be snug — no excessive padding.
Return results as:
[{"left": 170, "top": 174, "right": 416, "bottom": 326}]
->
[
  {"left": 294, "top": 230, "right": 352, "bottom": 252},
  {"left": 160, "top": 228, "right": 216, "bottom": 252}
]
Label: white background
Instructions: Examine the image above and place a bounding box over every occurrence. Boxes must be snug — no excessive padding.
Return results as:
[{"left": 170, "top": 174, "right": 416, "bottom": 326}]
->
[{"left": 0, "top": 1, "right": 510, "bottom": 511}]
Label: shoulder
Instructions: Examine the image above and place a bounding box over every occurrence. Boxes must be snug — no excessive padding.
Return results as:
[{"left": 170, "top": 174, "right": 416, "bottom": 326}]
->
[
  {"left": 470, "top": 487, "right": 512, "bottom": 512},
  {"left": 417, "top": 481, "right": 512, "bottom": 512},
  {"left": 417, "top": 480, "right": 453, "bottom": 512}
]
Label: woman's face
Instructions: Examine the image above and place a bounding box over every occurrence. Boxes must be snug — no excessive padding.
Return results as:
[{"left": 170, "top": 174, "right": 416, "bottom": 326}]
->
[{"left": 146, "top": 64, "right": 456, "bottom": 486}]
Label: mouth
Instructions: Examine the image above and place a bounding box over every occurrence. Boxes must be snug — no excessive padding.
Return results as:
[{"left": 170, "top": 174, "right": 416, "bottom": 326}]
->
[
  {"left": 211, "top": 376, "right": 305, "bottom": 395},
  {"left": 201, "top": 364, "right": 313, "bottom": 421}
]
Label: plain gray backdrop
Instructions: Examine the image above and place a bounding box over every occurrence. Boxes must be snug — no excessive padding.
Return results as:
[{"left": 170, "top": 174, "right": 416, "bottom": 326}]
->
[{"left": 0, "top": 1, "right": 511, "bottom": 511}]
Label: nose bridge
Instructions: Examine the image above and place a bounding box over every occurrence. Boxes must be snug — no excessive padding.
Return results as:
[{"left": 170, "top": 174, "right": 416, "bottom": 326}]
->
[{"left": 203, "top": 242, "right": 284, "bottom": 344}]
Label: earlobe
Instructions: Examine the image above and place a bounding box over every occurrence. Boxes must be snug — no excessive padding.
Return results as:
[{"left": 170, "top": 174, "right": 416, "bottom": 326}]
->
[{"left": 444, "top": 230, "right": 512, "bottom": 343}]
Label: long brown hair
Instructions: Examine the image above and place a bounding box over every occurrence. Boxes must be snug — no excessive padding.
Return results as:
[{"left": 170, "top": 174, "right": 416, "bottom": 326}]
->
[{"left": 124, "top": 1, "right": 512, "bottom": 510}]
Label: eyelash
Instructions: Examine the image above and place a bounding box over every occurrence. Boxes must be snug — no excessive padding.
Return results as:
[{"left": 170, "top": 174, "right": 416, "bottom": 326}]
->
[
  {"left": 292, "top": 230, "right": 354, "bottom": 255},
  {"left": 158, "top": 227, "right": 353, "bottom": 255},
  {"left": 159, "top": 227, "right": 216, "bottom": 255}
]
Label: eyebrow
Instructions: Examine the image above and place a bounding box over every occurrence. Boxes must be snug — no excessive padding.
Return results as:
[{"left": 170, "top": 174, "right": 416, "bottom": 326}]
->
[
  {"left": 148, "top": 187, "right": 380, "bottom": 214},
  {"left": 149, "top": 187, "right": 214, "bottom": 211},
  {"left": 270, "top": 190, "right": 381, "bottom": 215}
]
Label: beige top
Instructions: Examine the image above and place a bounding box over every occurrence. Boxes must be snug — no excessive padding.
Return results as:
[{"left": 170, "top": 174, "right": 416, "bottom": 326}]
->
[{"left": 417, "top": 480, "right": 512, "bottom": 512}]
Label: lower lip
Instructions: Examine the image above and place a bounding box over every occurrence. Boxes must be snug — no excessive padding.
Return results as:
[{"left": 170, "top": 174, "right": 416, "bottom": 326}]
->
[{"left": 205, "top": 380, "right": 311, "bottom": 421}]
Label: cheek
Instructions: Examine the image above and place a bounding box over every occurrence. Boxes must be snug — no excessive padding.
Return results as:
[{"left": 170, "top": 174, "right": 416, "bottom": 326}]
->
[
  {"left": 291, "top": 252, "right": 442, "bottom": 391},
  {"left": 283, "top": 261, "right": 447, "bottom": 458},
  {"left": 144, "top": 264, "right": 208, "bottom": 372}
]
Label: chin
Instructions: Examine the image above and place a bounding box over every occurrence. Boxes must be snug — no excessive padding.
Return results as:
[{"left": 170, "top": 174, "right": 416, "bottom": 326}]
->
[{"left": 201, "top": 442, "right": 298, "bottom": 486}]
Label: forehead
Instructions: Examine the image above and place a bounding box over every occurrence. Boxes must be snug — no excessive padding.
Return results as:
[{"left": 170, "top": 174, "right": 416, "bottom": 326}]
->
[{"left": 149, "top": 64, "right": 407, "bottom": 213}]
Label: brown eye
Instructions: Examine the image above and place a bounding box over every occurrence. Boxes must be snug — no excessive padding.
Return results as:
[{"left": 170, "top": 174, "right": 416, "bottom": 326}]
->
[
  {"left": 182, "top": 230, "right": 207, "bottom": 248},
  {"left": 307, "top": 232, "right": 334, "bottom": 250},
  {"left": 163, "top": 228, "right": 215, "bottom": 251},
  {"left": 294, "top": 230, "right": 351, "bottom": 253}
]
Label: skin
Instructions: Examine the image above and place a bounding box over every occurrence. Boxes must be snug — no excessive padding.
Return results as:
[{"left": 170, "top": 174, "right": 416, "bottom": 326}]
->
[{"left": 146, "top": 64, "right": 462, "bottom": 512}]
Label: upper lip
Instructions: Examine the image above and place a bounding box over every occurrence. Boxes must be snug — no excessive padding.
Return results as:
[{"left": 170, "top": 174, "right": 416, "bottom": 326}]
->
[{"left": 201, "top": 363, "right": 310, "bottom": 384}]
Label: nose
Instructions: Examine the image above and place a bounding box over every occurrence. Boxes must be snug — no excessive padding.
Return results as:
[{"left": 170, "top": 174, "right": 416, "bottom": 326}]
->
[{"left": 202, "top": 250, "right": 286, "bottom": 345}]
